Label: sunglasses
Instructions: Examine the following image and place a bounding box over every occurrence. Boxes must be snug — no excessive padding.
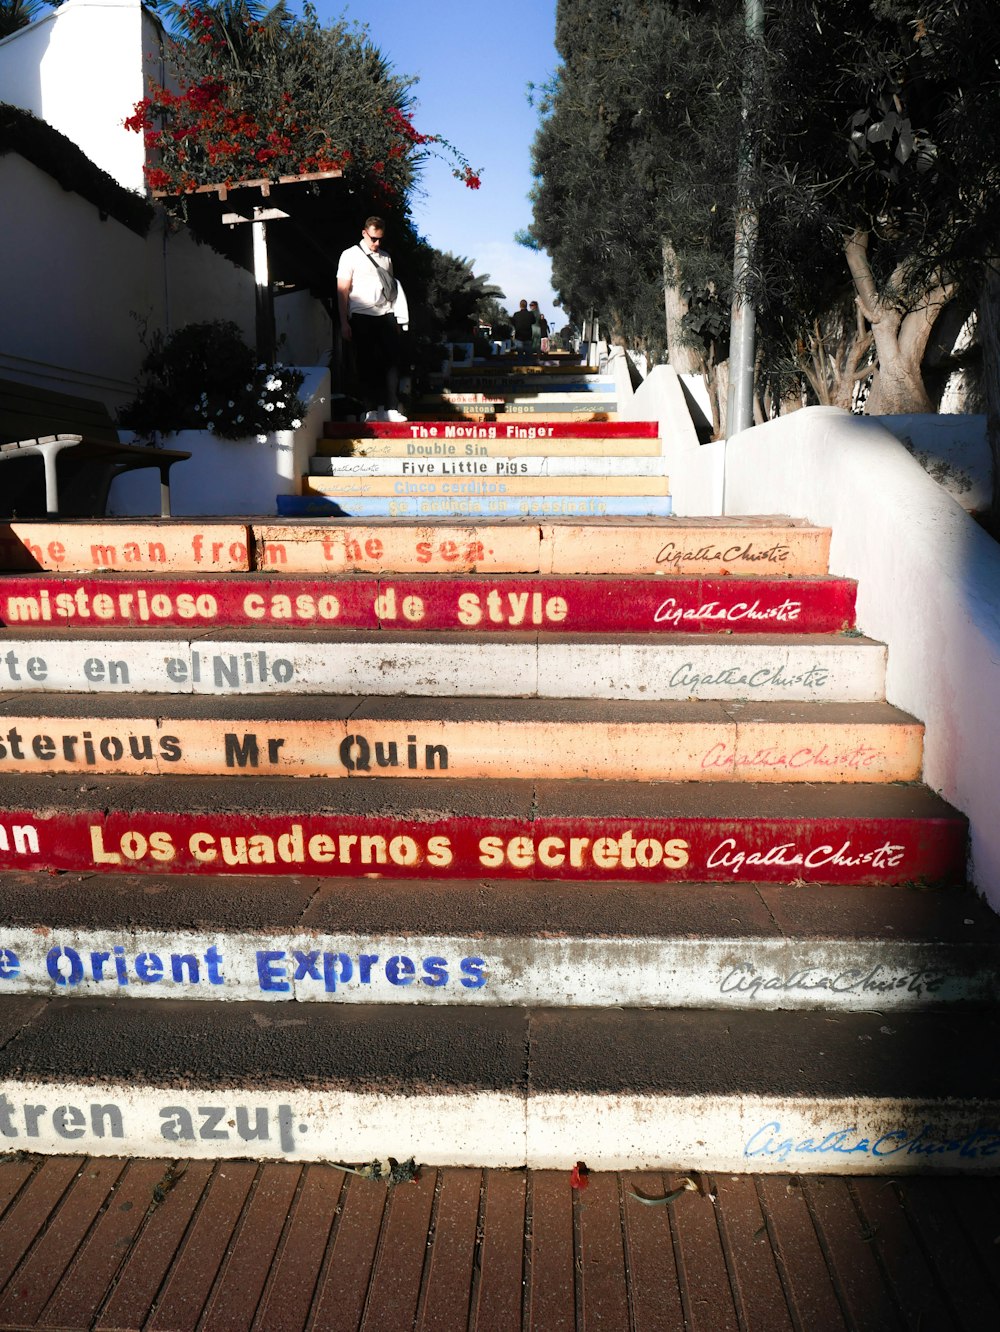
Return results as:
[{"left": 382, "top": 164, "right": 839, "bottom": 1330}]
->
[{"left": 365, "top": 233, "right": 384, "bottom": 244}]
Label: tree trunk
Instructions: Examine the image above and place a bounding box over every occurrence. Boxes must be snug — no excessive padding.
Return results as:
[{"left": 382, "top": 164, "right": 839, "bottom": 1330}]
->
[
  {"left": 705, "top": 358, "right": 728, "bottom": 440},
  {"left": 980, "top": 266, "right": 1000, "bottom": 530},
  {"left": 662, "top": 240, "right": 700, "bottom": 374},
  {"left": 844, "top": 230, "right": 953, "bottom": 415},
  {"left": 800, "top": 306, "right": 873, "bottom": 410}
]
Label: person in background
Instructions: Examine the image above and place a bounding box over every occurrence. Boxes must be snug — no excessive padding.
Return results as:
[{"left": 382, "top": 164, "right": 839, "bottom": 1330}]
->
[
  {"left": 337, "top": 216, "right": 409, "bottom": 423},
  {"left": 510, "top": 299, "right": 535, "bottom": 360},
  {"left": 529, "top": 301, "right": 550, "bottom": 354}
]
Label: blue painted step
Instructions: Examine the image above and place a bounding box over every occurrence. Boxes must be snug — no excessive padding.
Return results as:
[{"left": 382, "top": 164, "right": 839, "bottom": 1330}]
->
[{"left": 277, "top": 495, "right": 674, "bottom": 518}]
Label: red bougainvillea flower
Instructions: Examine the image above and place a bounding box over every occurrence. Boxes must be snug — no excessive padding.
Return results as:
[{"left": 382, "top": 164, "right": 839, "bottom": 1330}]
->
[
  {"left": 452, "top": 165, "right": 482, "bottom": 189},
  {"left": 569, "top": 1161, "right": 590, "bottom": 1191}
]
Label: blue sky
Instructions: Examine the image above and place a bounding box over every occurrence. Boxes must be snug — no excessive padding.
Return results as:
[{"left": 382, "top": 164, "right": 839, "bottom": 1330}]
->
[{"left": 308, "top": 0, "right": 561, "bottom": 320}]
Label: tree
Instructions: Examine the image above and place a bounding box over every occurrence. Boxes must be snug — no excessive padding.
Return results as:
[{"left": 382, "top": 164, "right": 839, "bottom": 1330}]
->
[
  {"left": 750, "top": 0, "right": 1000, "bottom": 415},
  {"left": 126, "top": 1, "right": 481, "bottom": 202},
  {"left": 477, "top": 298, "right": 512, "bottom": 339},
  {"left": 418, "top": 251, "right": 503, "bottom": 339},
  {"left": 526, "top": 1, "right": 744, "bottom": 424},
  {"left": 0, "top": 0, "right": 56, "bottom": 39},
  {"left": 529, "top": 0, "right": 1000, "bottom": 424}
]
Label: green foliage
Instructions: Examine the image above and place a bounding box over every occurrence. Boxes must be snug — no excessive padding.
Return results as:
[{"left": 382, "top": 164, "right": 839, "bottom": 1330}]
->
[
  {"left": 527, "top": 0, "right": 743, "bottom": 353},
  {"left": 127, "top": 2, "right": 481, "bottom": 202},
  {"left": 478, "top": 298, "right": 512, "bottom": 338},
  {"left": 0, "top": 0, "right": 57, "bottom": 39},
  {"left": 746, "top": 0, "right": 1000, "bottom": 409},
  {"left": 753, "top": 0, "right": 1000, "bottom": 305},
  {"left": 126, "top": 3, "right": 419, "bottom": 200},
  {"left": 0, "top": 104, "right": 153, "bottom": 236},
  {"left": 119, "top": 321, "right": 305, "bottom": 439},
  {"left": 529, "top": 0, "right": 1000, "bottom": 414},
  {"left": 418, "top": 251, "right": 504, "bottom": 339}
]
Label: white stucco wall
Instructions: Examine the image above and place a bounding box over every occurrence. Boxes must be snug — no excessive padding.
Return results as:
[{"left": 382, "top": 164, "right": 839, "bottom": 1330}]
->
[
  {"left": 620, "top": 363, "right": 724, "bottom": 515},
  {"left": 0, "top": 0, "right": 159, "bottom": 193},
  {"left": 717, "top": 407, "right": 1000, "bottom": 908},
  {"left": 0, "top": 1, "right": 332, "bottom": 399},
  {"left": 0, "top": 152, "right": 262, "bottom": 407},
  {"left": 0, "top": 153, "right": 332, "bottom": 408}
]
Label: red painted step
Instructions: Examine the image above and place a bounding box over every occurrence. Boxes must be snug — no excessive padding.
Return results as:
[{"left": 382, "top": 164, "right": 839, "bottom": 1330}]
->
[
  {"left": 0, "top": 574, "right": 856, "bottom": 633},
  {"left": 0, "top": 776, "right": 965, "bottom": 886},
  {"left": 323, "top": 420, "right": 659, "bottom": 439}
]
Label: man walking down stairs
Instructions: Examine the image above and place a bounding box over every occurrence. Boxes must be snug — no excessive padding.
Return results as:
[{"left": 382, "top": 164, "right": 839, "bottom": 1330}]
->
[{"left": 0, "top": 348, "right": 997, "bottom": 1328}]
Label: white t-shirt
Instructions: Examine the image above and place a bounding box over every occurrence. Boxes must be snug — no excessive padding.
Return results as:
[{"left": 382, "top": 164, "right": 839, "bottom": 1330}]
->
[{"left": 337, "top": 243, "right": 397, "bottom": 317}]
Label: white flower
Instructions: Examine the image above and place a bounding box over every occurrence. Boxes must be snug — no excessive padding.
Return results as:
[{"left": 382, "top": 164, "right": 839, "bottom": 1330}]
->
[
  {"left": 276, "top": 401, "right": 285, "bottom": 409},
  {"left": 256, "top": 433, "right": 267, "bottom": 443},
  {"left": 264, "top": 403, "right": 275, "bottom": 412},
  {"left": 227, "top": 400, "right": 235, "bottom": 408},
  {"left": 291, "top": 419, "right": 302, "bottom": 428},
  {"left": 245, "top": 383, "right": 254, "bottom": 391}
]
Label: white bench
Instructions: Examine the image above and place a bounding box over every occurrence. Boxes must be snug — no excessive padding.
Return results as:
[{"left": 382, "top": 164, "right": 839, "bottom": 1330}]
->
[{"left": 1, "top": 381, "right": 190, "bottom": 518}]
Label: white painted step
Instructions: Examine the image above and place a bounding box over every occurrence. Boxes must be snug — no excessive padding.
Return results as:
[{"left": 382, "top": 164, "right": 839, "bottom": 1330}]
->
[
  {"left": 0, "top": 633, "right": 887, "bottom": 701},
  {"left": 7, "top": 876, "right": 996, "bottom": 1012},
  {"left": 308, "top": 456, "right": 666, "bottom": 477},
  {"left": 1, "top": 1000, "right": 999, "bottom": 1172}
]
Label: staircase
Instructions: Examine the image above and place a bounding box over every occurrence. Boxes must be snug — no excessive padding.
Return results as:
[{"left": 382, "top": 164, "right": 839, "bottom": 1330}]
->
[
  {"left": 281, "top": 357, "right": 672, "bottom": 519},
  {"left": 0, "top": 350, "right": 998, "bottom": 1179}
]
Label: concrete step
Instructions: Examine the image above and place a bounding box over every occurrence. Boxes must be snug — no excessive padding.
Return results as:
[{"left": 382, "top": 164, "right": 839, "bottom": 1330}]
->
[
  {"left": 440, "top": 366, "right": 603, "bottom": 380},
  {"left": 0, "top": 999, "right": 998, "bottom": 1171},
  {"left": 320, "top": 433, "right": 662, "bottom": 458},
  {"left": 3, "top": 875, "right": 996, "bottom": 1011},
  {"left": 0, "top": 521, "right": 253, "bottom": 573},
  {"left": 427, "top": 378, "right": 614, "bottom": 394},
  {"left": 407, "top": 408, "right": 619, "bottom": 422},
  {"left": 0, "top": 774, "right": 965, "bottom": 884},
  {"left": 278, "top": 494, "right": 673, "bottom": 519},
  {"left": 447, "top": 361, "right": 598, "bottom": 374},
  {"left": 0, "top": 696, "right": 923, "bottom": 783},
  {"left": 0, "top": 631, "right": 887, "bottom": 701},
  {"left": 0, "top": 573, "right": 856, "bottom": 632},
  {"left": 325, "top": 419, "right": 641, "bottom": 435},
  {"left": 420, "top": 390, "right": 615, "bottom": 407},
  {"left": 428, "top": 376, "right": 608, "bottom": 393},
  {"left": 303, "top": 474, "right": 670, "bottom": 499},
  {"left": 251, "top": 516, "right": 832, "bottom": 576},
  {"left": 320, "top": 420, "right": 659, "bottom": 459},
  {"left": 308, "top": 456, "right": 667, "bottom": 477},
  {"left": 2, "top": 516, "right": 832, "bottom": 575},
  {"left": 446, "top": 363, "right": 601, "bottom": 378}
]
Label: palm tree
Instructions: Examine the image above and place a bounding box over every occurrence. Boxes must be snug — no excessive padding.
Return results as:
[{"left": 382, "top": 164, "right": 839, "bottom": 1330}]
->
[{"left": 0, "top": 0, "right": 54, "bottom": 39}]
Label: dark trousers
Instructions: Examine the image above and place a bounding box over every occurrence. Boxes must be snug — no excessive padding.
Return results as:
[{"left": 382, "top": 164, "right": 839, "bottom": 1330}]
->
[{"left": 350, "top": 313, "right": 400, "bottom": 411}]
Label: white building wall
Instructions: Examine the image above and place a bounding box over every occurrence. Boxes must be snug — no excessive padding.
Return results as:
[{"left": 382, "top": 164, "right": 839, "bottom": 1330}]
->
[
  {"left": 718, "top": 407, "right": 1000, "bottom": 910},
  {"left": 0, "top": 152, "right": 263, "bottom": 409},
  {"left": 0, "top": 0, "right": 158, "bottom": 194},
  {"left": 0, "top": 0, "right": 332, "bottom": 404}
]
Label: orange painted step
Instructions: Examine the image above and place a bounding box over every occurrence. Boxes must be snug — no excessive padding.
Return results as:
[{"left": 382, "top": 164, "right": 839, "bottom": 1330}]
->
[{"left": 0, "top": 698, "right": 923, "bottom": 784}]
